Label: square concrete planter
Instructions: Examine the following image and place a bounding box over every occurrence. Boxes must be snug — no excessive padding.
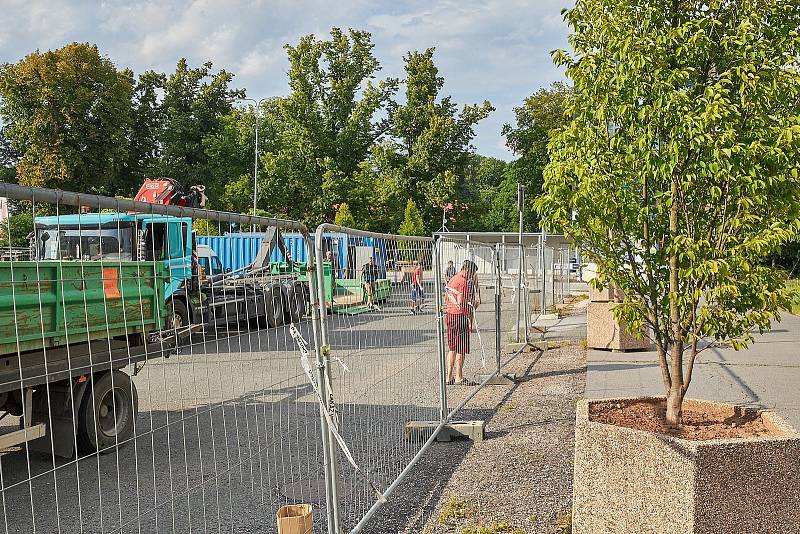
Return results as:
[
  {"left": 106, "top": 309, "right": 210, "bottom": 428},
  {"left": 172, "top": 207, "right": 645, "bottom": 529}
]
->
[
  {"left": 586, "top": 301, "right": 651, "bottom": 351},
  {"left": 588, "top": 284, "right": 623, "bottom": 303},
  {"left": 573, "top": 397, "right": 800, "bottom": 534}
]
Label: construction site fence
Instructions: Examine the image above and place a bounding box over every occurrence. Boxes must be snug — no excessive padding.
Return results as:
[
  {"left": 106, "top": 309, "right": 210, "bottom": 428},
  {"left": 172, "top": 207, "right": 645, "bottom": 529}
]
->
[{"left": 0, "top": 184, "right": 575, "bottom": 534}]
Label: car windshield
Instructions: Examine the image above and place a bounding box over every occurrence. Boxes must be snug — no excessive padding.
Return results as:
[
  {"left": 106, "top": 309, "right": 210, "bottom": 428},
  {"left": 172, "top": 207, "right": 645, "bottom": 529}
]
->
[{"left": 37, "top": 228, "right": 133, "bottom": 261}]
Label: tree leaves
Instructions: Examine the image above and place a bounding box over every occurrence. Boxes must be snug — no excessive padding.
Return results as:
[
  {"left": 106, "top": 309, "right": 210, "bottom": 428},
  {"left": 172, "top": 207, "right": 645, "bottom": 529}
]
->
[{"left": 538, "top": 0, "right": 800, "bottom": 400}]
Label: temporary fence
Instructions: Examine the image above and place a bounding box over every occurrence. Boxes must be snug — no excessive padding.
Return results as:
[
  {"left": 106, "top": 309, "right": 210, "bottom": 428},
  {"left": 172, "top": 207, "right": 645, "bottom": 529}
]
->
[
  {"left": 0, "top": 183, "right": 334, "bottom": 534},
  {"left": 0, "top": 184, "right": 576, "bottom": 534}
]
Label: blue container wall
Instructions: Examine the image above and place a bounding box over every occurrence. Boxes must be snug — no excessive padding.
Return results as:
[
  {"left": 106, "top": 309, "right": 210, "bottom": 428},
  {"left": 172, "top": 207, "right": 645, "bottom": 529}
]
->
[
  {"left": 197, "top": 233, "right": 312, "bottom": 272},
  {"left": 197, "top": 232, "right": 387, "bottom": 276}
]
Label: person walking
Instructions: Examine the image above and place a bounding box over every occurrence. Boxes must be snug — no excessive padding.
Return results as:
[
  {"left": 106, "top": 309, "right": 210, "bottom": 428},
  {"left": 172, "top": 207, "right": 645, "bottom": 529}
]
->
[
  {"left": 411, "top": 261, "right": 424, "bottom": 314},
  {"left": 445, "top": 260, "right": 456, "bottom": 282},
  {"left": 444, "top": 260, "right": 478, "bottom": 385},
  {"left": 361, "top": 256, "right": 380, "bottom": 311}
]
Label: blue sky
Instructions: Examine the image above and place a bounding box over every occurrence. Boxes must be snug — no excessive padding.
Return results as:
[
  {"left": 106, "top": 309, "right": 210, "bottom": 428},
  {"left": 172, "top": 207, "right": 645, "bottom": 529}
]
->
[{"left": 0, "top": 0, "right": 572, "bottom": 160}]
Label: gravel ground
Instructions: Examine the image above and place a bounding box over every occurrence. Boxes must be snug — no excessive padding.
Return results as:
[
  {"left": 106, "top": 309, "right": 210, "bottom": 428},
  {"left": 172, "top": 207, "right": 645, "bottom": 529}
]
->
[{"left": 368, "top": 337, "right": 587, "bottom": 534}]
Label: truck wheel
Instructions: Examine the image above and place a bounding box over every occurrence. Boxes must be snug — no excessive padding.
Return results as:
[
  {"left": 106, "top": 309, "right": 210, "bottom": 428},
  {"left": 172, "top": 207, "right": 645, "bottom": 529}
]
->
[
  {"left": 282, "top": 283, "right": 302, "bottom": 324},
  {"left": 266, "top": 284, "right": 284, "bottom": 328},
  {"left": 166, "top": 298, "right": 191, "bottom": 345},
  {"left": 77, "top": 371, "right": 138, "bottom": 454}
]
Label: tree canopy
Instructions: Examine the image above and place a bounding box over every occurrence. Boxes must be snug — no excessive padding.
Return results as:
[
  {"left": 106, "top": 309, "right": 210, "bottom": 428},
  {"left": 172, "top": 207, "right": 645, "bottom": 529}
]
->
[
  {"left": 537, "top": 0, "right": 800, "bottom": 425},
  {"left": 0, "top": 43, "right": 132, "bottom": 193},
  {"left": 0, "top": 34, "right": 552, "bottom": 234}
]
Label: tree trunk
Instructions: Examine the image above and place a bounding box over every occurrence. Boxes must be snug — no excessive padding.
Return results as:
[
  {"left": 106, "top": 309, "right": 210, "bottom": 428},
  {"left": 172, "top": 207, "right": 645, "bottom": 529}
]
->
[
  {"left": 666, "top": 174, "right": 684, "bottom": 427},
  {"left": 666, "top": 386, "right": 683, "bottom": 427}
]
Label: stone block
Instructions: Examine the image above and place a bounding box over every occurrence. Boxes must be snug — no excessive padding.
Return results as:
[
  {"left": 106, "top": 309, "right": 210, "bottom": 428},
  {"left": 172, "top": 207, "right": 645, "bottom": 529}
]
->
[
  {"left": 586, "top": 301, "right": 650, "bottom": 351},
  {"left": 589, "top": 284, "right": 623, "bottom": 302},
  {"left": 573, "top": 397, "right": 800, "bottom": 534}
]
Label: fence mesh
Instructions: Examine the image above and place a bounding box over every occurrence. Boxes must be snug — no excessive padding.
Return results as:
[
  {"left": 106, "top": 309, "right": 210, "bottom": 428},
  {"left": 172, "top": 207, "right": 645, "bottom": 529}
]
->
[
  {"left": 312, "top": 225, "right": 439, "bottom": 533},
  {"left": 0, "top": 184, "right": 576, "bottom": 534},
  {"left": 0, "top": 184, "right": 327, "bottom": 534}
]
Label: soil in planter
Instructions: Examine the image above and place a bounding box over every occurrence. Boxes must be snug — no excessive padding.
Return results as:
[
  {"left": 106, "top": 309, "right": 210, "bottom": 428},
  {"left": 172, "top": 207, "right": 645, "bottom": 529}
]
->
[{"left": 589, "top": 399, "right": 785, "bottom": 441}]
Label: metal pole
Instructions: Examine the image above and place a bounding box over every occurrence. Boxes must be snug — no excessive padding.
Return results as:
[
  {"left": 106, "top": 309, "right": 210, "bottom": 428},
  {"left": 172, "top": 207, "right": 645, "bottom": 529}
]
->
[
  {"left": 303, "top": 233, "right": 341, "bottom": 534},
  {"left": 494, "top": 244, "right": 501, "bottom": 376},
  {"left": 432, "top": 236, "right": 448, "bottom": 422},
  {"left": 312, "top": 227, "right": 343, "bottom": 533},
  {"left": 540, "top": 231, "right": 547, "bottom": 313},
  {"left": 516, "top": 184, "right": 525, "bottom": 342}
]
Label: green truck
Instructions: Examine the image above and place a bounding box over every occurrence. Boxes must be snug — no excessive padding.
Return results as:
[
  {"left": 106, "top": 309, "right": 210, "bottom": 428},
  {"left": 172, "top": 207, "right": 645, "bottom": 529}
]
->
[{"left": 0, "top": 212, "right": 311, "bottom": 457}]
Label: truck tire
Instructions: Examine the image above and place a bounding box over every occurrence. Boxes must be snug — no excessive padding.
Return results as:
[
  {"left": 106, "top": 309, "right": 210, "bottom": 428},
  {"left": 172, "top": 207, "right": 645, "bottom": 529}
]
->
[
  {"left": 166, "top": 298, "right": 191, "bottom": 345},
  {"left": 283, "top": 282, "right": 303, "bottom": 324},
  {"left": 266, "top": 283, "right": 284, "bottom": 328},
  {"left": 76, "top": 371, "right": 138, "bottom": 454}
]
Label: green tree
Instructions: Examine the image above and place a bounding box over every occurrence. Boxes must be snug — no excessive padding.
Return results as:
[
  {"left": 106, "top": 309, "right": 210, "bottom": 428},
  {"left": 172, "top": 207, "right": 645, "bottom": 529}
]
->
[
  {"left": 538, "top": 0, "right": 800, "bottom": 425},
  {"left": 260, "top": 28, "right": 397, "bottom": 224},
  {"left": 334, "top": 202, "right": 356, "bottom": 227},
  {"left": 360, "top": 48, "right": 493, "bottom": 232},
  {"left": 118, "top": 70, "right": 166, "bottom": 195},
  {"left": 398, "top": 198, "right": 425, "bottom": 236},
  {"left": 0, "top": 210, "right": 34, "bottom": 249},
  {"left": 0, "top": 43, "right": 133, "bottom": 193},
  {"left": 0, "top": 125, "right": 17, "bottom": 184},
  {"left": 457, "top": 154, "right": 508, "bottom": 231},
  {"left": 501, "top": 82, "right": 572, "bottom": 231},
  {"left": 157, "top": 59, "right": 244, "bottom": 202}
]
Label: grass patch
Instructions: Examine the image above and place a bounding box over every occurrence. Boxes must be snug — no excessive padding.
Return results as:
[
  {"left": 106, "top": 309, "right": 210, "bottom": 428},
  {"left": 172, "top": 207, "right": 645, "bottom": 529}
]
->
[
  {"left": 554, "top": 509, "right": 572, "bottom": 533},
  {"left": 460, "top": 522, "right": 526, "bottom": 534},
  {"left": 499, "top": 402, "right": 515, "bottom": 413},
  {"left": 438, "top": 497, "right": 474, "bottom": 524},
  {"left": 578, "top": 338, "right": 588, "bottom": 350}
]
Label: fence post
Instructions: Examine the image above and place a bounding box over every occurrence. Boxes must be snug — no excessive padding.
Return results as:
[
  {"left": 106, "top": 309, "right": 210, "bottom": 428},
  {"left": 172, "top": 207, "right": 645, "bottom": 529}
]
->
[
  {"left": 495, "top": 244, "right": 502, "bottom": 376},
  {"left": 477, "top": 244, "right": 516, "bottom": 386},
  {"left": 432, "top": 236, "right": 449, "bottom": 422},
  {"left": 308, "top": 233, "right": 343, "bottom": 534}
]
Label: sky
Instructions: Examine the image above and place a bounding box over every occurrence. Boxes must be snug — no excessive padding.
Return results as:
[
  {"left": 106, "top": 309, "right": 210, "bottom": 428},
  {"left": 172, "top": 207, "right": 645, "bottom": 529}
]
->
[{"left": 0, "top": 0, "right": 572, "bottom": 161}]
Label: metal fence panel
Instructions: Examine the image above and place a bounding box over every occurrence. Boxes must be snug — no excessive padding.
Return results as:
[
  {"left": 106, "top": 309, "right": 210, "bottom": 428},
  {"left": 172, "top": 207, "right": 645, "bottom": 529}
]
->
[
  {"left": 0, "top": 183, "right": 331, "bottom": 534},
  {"left": 311, "top": 224, "right": 441, "bottom": 533}
]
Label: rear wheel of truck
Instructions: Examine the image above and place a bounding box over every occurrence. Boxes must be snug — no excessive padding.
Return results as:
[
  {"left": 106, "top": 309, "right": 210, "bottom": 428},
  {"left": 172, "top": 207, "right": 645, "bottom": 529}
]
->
[
  {"left": 284, "top": 282, "right": 307, "bottom": 324},
  {"left": 77, "top": 371, "right": 138, "bottom": 454},
  {"left": 266, "top": 283, "right": 285, "bottom": 328},
  {"left": 166, "top": 298, "right": 191, "bottom": 345}
]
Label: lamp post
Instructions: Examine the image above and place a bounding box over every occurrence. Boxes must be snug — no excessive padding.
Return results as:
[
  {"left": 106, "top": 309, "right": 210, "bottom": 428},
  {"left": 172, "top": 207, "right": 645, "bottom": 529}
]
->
[{"left": 236, "top": 97, "right": 268, "bottom": 217}]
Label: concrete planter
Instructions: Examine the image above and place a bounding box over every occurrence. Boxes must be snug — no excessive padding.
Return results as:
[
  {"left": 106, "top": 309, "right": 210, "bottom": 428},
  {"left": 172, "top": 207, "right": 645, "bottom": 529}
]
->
[
  {"left": 586, "top": 302, "right": 651, "bottom": 351},
  {"left": 573, "top": 397, "right": 800, "bottom": 534}
]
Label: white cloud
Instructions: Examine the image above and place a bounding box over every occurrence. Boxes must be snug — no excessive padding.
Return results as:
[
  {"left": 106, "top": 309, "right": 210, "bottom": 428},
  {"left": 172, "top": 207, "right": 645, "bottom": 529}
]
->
[{"left": 0, "top": 0, "right": 572, "bottom": 159}]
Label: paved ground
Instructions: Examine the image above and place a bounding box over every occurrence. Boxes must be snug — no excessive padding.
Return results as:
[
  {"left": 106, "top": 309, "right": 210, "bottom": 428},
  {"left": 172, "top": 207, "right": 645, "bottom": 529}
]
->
[
  {"left": 585, "top": 312, "right": 800, "bottom": 428},
  {"left": 0, "top": 284, "right": 442, "bottom": 534}
]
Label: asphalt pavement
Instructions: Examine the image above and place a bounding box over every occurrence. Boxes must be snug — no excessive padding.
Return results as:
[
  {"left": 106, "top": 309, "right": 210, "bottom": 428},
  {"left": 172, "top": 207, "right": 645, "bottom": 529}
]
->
[{"left": 586, "top": 312, "right": 800, "bottom": 429}]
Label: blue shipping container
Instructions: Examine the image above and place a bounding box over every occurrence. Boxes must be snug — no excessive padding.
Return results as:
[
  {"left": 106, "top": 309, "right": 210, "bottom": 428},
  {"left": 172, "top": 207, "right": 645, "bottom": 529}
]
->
[{"left": 197, "top": 231, "right": 386, "bottom": 277}]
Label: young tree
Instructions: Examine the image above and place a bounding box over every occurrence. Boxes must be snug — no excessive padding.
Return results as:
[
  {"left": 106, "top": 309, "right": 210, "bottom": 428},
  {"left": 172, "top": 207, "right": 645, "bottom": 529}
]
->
[
  {"left": 334, "top": 202, "right": 356, "bottom": 228},
  {"left": 538, "top": 0, "right": 800, "bottom": 425},
  {"left": 0, "top": 43, "right": 133, "bottom": 193},
  {"left": 399, "top": 199, "right": 425, "bottom": 236}
]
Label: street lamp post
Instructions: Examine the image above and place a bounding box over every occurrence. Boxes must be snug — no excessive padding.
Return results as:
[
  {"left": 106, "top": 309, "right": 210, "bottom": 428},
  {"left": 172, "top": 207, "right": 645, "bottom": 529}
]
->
[{"left": 236, "top": 97, "right": 268, "bottom": 218}]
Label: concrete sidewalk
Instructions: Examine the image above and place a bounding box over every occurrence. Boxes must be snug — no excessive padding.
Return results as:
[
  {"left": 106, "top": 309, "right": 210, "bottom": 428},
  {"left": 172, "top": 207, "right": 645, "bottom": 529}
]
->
[{"left": 585, "top": 312, "right": 800, "bottom": 428}]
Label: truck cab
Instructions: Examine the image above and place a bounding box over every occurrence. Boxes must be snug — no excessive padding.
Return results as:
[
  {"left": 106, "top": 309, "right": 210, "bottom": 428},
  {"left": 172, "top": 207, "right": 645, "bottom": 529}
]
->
[{"left": 34, "top": 212, "right": 195, "bottom": 305}]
